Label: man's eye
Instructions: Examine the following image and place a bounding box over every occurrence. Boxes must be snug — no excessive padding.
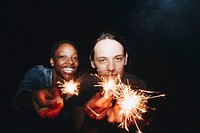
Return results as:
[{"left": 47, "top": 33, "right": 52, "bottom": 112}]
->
[
  {"left": 99, "top": 59, "right": 106, "bottom": 63},
  {"left": 115, "top": 57, "right": 122, "bottom": 61}
]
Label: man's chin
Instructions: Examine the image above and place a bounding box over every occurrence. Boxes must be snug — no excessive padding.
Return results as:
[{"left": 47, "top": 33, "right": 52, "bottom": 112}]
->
[{"left": 101, "top": 75, "right": 118, "bottom": 80}]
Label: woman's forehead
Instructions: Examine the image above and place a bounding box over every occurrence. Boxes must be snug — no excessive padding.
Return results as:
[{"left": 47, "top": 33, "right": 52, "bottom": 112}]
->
[{"left": 57, "top": 43, "right": 76, "bottom": 51}]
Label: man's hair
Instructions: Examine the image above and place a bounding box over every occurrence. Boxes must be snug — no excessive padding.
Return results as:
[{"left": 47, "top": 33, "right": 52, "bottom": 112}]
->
[
  {"left": 51, "top": 40, "right": 78, "bottom": 59},
  {"left": 90, "top": 30, "right": 128, "bottom": 61}
]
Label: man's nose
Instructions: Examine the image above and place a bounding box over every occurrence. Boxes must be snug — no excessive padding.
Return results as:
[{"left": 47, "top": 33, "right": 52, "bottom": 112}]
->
[{"left": 107, "top": 61, "right": 115, "bottom": 73}]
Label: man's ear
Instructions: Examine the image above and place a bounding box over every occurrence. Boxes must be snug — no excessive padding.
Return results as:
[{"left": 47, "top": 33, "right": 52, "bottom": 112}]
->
[
  {"left": 124, "top": 52, "right": 128, "bottom": 66},
  {"left": 50, "top": 58, "right": 55, "bottom": 67},
  {"left": 89, "top": 56, "right": 95, "bottom": 68}
]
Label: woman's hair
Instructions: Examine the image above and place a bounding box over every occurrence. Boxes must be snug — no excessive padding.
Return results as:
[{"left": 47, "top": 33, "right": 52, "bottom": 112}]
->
[{"left": 50, "top": 40, "right": 78, "bottom": 59}]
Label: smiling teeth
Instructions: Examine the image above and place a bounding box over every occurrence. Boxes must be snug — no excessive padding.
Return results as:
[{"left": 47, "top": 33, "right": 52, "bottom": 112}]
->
[{"left": 63, "top": 68, "right": 74, "bottom": 72}]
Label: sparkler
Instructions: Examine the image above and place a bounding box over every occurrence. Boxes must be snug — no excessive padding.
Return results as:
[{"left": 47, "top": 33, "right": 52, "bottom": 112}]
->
[
  {"left": 57, "top": 80, "right": 80, "bottom": 99},
  {"left": 91, "top": 73, "right": 121, "bottom": 98},
  {"left": 90, "top": 73, "right": 166, "bottom": 133},
  {"left": 117, "top": 84, "right": 166, "bottom": 132}
]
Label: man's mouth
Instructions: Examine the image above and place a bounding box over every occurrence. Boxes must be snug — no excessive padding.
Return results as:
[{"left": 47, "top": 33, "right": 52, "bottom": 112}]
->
[{"left": 107, "top": 74, "right": 122, "bottom": 80}]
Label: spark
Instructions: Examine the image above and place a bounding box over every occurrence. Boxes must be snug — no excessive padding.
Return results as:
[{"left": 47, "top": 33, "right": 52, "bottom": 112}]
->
[
  {"left": 117, "top": 84, "right": 166, "bottom": 132},
  {"left": 57, "top": 80, "right": 80, "bottom": 99},
  {"left": 91, "top": 73, "right": 166, "bottom": 133},
  {"left": 92, "top": 73, "right": 121, "bottom": 98}
]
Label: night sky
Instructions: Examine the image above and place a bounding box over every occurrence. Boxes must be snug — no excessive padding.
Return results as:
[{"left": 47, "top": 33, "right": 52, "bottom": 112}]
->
[{"left": 1, "top": 0, "right": 200, "bottom": 132}]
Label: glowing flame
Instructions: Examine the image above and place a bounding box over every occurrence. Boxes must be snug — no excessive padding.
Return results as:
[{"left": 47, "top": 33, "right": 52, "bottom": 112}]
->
[
  {"left": 94, "top": 74, "right": 120, "bottom": 97},
  {"left": 57, "top": 80, "right": 80, "bottom": 98},
  {"left": 92, "top": 73, "right": 121, "bottom": 98},
  {"left": 118, "top": 82, "right": 166, "bottom": 132},
  {"left": 118, "top": 87, "right": 148, "bottom": 132},
  {"left": 91, "top": 73, "right": 166, "bottom": 133}
]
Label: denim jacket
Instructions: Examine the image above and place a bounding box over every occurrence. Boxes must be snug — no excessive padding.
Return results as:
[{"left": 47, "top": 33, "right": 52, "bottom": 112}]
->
[{"left": 12, "top": 65, "right": 53, "bottom": 112}]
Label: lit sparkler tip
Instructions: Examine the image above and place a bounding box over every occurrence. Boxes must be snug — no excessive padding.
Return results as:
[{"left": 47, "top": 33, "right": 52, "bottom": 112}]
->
[
  {"left": 57, "top": 80, "right": 80, "bottom": 99},
  {"left": 118, "top": 88, "right": 166, "bottom": 132},
  {"left": 91, "top": 73, "right": 122, "bottom": 98}
]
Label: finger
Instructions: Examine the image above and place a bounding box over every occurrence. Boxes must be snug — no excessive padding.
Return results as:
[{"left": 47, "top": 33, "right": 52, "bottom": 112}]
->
[
  {"left": 85, "top": 106, "right": 99, "bottom": 119},
  {"left": 37, "top": 90, "right": 62, "bottom": 108},
  {"left": 45, "top": 98, "right": 64, "bottom": 118},
  {"left": 95, "top": 102, "right": 112, "bottom": 120},
  {"left": 86, "top": 92, "right": 113, "bottom": 110},
  {"left": 34, "top": 89, "right": 53, "bottom": 107},
  {"left": 52, "top": 98, "right": 64, "bottom": 109},
  {"left": 84, "top": 92, "right": 113, "bottom": 119},
  {"left": 46, "top": 102, "right": 63, "bottom": 119},
  {"left": 84, "top": 92, "right": 102, "bottom": 112},
  {"left": 96, "top": 95, "right": 113, "bottom": 106},
  {"left": 91, "top": 96, "right": 113, "bottom": 114},
  {"left": 46, "top": 108, "right": 62, "bottom": 118},
  {"left": 36, "top": 98, "right": 63, "bottom": 119},
  {"left": 86, "top": 100, "right": 113, "bottom": 120},
  {"left": 38, "top": 108, "right": 52, "bottom": 118},
  {"left": 32, "top": 95, "right": 52, "bottom": 118},
  {"left": 107, "top": 105, "right": 121, "bottom": 123},
  {"left": 43, "top": 95, "right": 63, "bottom": 108},
  {"left": 32, "top": 97, "right": 51, "bottom": 116},
  {"left": 107, "top": 109, "right": 115, "bottom": 123}
]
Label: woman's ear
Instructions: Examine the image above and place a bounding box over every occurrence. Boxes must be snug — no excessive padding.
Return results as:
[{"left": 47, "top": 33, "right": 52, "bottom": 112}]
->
[
  {"left": 89, "top": 56, "right": 95, "bottom": 68},
  {"left": 124, "top": 52, "right": 128, "bottom": 66},
  {"left": 50, "top": 58, "right": 55, "bottom": 67}
]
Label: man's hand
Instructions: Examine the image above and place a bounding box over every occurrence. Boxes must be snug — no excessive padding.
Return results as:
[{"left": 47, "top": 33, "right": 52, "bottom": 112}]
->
[
  {"left": 84, "top": 92, "right": 113, "bottom": 120},
  {"left": 106, "top": 101, "right": 122, "bottom": 123},
  {"left": 32, "top": 88, "right": 64, "bottom": 119}
]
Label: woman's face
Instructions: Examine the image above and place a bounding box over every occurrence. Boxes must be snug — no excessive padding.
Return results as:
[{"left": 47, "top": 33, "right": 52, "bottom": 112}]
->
[{"left": 51, "top": 43, "right": 79, "bottom": 81}]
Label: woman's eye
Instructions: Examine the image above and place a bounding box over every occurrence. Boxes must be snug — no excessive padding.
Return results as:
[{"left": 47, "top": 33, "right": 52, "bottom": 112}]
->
[
  {"left": 58, "top": 55, "right": 65, "bottom": 59},
  {"left": 73, "top": 56, "right": 78, "bottom": 61}
]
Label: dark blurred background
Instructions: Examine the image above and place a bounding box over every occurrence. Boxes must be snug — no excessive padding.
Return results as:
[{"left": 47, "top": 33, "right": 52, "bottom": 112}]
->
[{"left": 1, "top": 0, "right": 200, "bottom": 132}]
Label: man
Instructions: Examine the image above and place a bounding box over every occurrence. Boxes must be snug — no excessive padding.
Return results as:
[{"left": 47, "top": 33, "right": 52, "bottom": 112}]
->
[
  {"left": 11, "top": 40, "right": 79, "bottom": 133},
  {"left": 77, "top": 31, "right": 148, "bottom": 133}
]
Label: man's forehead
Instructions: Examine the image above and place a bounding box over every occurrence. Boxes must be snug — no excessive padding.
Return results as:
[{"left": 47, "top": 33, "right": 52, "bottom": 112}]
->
[{"left": 94, "top": 39, "right": 124, "bottom": 54}]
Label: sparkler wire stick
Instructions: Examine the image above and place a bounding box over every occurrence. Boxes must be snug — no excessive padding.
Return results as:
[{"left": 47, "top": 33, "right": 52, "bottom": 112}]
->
[{"left": 87, "top": 106, "right": 100, "bottom": 117}]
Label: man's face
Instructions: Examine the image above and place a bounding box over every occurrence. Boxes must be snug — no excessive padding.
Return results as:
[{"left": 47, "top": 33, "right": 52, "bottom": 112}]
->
[
  {"left": 91, "top": 39, "right": 127, "bottom": 79},
  {"left": 51, "top": 43, "right": 79, "bottom": 81}
]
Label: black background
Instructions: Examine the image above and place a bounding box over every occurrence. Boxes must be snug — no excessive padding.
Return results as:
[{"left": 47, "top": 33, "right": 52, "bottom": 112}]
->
[{"left": 1, "top": 0, "right": 200, "bottom": 132}]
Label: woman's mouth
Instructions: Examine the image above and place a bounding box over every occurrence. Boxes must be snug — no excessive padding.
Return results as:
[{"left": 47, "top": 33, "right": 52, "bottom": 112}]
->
[{"left": 63, "top": 67, "right": 75, "bottom": 74}]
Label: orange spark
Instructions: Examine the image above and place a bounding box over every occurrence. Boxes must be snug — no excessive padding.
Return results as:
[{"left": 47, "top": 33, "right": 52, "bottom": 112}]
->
[
  {"left": 57, "top": 80, "right": 80, "bottom": 98},
  {"left": 92, "top": 73, "right": 121, "bottom": 98},
  {"left": 117, "top": 83, "right": 166, "bottom": 132}
]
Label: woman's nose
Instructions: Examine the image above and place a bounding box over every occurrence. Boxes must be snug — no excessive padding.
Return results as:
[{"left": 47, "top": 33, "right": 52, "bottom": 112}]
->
[{"left": 66, "top": 57, "right": 73, "bottom": 64}]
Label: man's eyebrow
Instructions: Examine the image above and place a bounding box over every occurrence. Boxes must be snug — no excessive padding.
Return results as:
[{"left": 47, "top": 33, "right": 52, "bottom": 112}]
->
[
  {"left": 115, "top": 54, "right": 124, "bottom": 57},
  {"left": 96, "top": 57, "right": 107, "bottom": 59}
]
